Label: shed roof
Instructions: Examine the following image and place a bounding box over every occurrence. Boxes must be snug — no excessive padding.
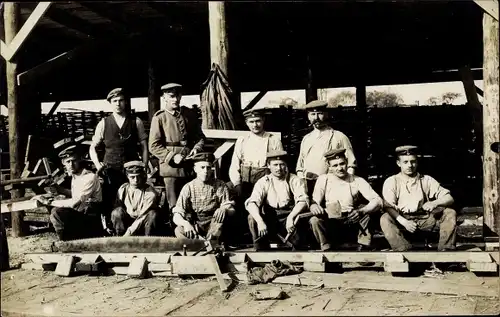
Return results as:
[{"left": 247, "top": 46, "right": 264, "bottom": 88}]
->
[{"left": 0, "top": 1, "right": 484, "bottom": 103}]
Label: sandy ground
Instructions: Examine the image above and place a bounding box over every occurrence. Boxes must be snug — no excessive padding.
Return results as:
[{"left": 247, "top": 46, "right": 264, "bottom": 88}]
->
[{"left": 1, "top": 230, "right": 499, "bottom": 316}]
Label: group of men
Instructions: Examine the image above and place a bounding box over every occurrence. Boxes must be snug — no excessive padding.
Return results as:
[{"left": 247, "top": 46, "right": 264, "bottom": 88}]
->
[{"left": 35, "top": 83, "right": 457, "bottom": 256}]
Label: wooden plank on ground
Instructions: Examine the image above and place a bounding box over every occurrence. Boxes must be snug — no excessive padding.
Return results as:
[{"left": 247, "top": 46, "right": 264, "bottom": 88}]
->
[
  {"left": 25, "top": 252, "right": 174, "bottom": 264},
  {"left": 234, "top": 252, "right": 324, "bottom": 263},
  {"left": 208, "top": 254, "right": 229, "bottom": 292},
  {"left": 1, "top": 199, "right": 39, "bottom": 214},
  {"left": 171, "top": 255, "right": 214, "bottom": 275}
]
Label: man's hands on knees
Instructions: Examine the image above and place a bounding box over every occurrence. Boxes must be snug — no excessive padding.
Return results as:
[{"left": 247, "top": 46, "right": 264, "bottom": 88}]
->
[
  {"left": 310, "top": 203, "right": 325, "bottom": 216},
  {"left": 396, "top": 216, "right": 417, "bottom": 233}
]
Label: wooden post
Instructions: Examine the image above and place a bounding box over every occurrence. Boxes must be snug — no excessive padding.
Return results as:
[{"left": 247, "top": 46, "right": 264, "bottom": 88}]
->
[
  {"left": 482, "top": 13, "right": 499, "bottom": 237},
  {"left": 209, "top": 1, "right": 229, "bottom": 77},
  {"left": 356, "top": 85, "right": 367, "bottom": 108},
  {"left": 305, "top": 54, "right": 317, "bottom": 103},
  {"left": 148, "top": 59, "right": 160, "bottom": 123},
  {"left": 4, "top": 2, "right": 25, "bottom": 237}
]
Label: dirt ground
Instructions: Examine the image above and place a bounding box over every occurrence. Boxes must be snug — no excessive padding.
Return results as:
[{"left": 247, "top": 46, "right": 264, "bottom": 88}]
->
[{"left": 1, "top": 230, "right": 499, "bottom": 316}]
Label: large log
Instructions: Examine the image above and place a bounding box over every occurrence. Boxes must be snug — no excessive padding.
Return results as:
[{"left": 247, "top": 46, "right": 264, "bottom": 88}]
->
[{"left": 482, "top": 13, "right": 500, "bottom": 237}]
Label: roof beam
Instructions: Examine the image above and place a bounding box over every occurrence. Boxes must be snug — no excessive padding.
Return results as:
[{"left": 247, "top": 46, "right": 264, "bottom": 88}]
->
[
  {"left": 44, "top": 6, "right": 105, "bottom": 39},
  {"left": 77, "top": 2, "right": 145, "bottom": 34},
  {"left": 4, "top": 2, "right": 52, "bottom": 61},
  {"left": 473, "top": 0, "right": 499, "bottom": 21},
  {"left": 0, "top": 40, "right": 13, "bottom": 61}
]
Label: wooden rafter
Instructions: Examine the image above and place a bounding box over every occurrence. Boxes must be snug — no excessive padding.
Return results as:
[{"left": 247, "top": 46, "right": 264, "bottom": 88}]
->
[
  {"left": 242, "top": 91, "right": 268, "bottom": 111},
  {"left": 473, "top": 0, "right": 499, "bottom": 21},
  {"left": 0, "top": 40, "right": 12, "bottom": 61},
  {"left": 44, "top": 6, "right": 104, "bottom": 39},
  {"left": 3, "top": 2, "right": 52, "bottom": 61}
]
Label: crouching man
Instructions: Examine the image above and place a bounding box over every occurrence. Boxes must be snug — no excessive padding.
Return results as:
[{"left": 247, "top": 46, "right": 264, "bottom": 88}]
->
[
  {"left": 111, "top": 161, "right": 161, "bottom": 236},
  {"left": 380, "top": 145, "right": 456, "bottom": 252},
  {"left": 172, "top": 152, "right": 235, "bottom": 241},
  {"left": 246, "top": 150, "right": 309, "bottom": 251},
  {"left": 309, "top": 149, "right": 383, "bottom": 251},
  {"left": 35, "top": 145, "right": 103, "bottom": 241}
]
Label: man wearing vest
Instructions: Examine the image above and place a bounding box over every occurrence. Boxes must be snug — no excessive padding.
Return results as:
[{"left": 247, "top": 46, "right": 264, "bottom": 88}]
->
[
  {"left": 111, "top": 161, "right": 160, "bottom": 236},
  {"left": 296, "top": 100, "right": 357, "bottom": 197},
  {"left": 246, "top": 150, "right": 309, "bottom": 251},
  {"left": 380, "top": 145, "right": 457, "bottom": 252},
  {"left": 89, "top": 88, "right": 149, "bottom": 229},
  {"left": 149, "top": 83, "right": 206, "bottom": 212},
  {"left": 309, "top": 149, "right": 383, "bottom": 251},
  {"left": 229, "top": 109, "right": 284, "bottom": 198}
]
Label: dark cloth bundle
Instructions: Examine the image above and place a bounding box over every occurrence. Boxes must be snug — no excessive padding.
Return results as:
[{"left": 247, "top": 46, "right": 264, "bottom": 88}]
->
[{"left": 246, "top": 260, "right": 303, "bottom": 285}]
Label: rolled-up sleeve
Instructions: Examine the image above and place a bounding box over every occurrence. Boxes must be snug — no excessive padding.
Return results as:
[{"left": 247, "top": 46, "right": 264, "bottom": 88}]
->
[
  {"left": 73, "top": 174, "right": 100, "bottom": 204},
  {"left": 356, "top": 177, "right": 383, "bottom": 208},
  {"left": 172, "top": 185, "right": 191, "bottom": 218},
  {"left": 290, "top": 175, "right": 309, "bottom": 206},
  {"left": 91, "top": 119, "right": 105, "bottom": 147},
  {"left": 382, "top": 176, "right": 398, "bottom": 206},
  {"left": 229, "top": 137, "right": 243, "bottom": 186},
  {"left": 426, "top": 176, "right": 450, "bottom": 200},
  {"left": 245, "top": 178, "right": 268, "bottom": 209}
]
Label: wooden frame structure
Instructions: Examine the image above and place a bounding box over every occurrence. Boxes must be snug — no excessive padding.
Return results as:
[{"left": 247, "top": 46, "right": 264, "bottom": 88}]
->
[{"left": 1, "top": 2, "right": 498, "bottom": 245}]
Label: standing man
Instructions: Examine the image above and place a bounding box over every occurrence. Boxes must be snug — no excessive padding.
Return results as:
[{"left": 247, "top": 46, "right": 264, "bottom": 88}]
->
[
  {"left": 380, "top": 145, "right": 457, "bottom": 252},
  {"left": 229, "top": 109, "right": 284, "bottom": 199},
  {"left": 149, "top": 83, "right": 206, "bottom": 211},
  {"left": 110, "top": 161, "right": 161, "bottom": 236},
  {"left": 89, "top": 88, "right": 149, "bottom": 216},
  {"left": 296, "top": 100, "right": 357, "bottom": 196},
  {"left": 246, "top": 150, "right": 309, "bottom": 251},
  {"left": 172, "top": 152, "right": 235, "bottom": 242},
  {"left": 309, "top": 149, "right": 383, "bottom": 251},
  {"left": 35, "top": 145, "right": 103, "bottom": 241}
]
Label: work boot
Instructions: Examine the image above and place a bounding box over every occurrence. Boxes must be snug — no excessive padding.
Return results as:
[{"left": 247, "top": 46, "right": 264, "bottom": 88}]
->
[{"left": 357, "top": 244, "right": 375, "bottom": 266}]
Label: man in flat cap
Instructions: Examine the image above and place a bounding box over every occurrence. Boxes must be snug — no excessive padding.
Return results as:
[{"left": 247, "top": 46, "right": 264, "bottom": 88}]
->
[
  {"left": 229, "top": 109, "right": 283, "bottom": 198},
  {"left": 308, "top": 148, "right": 383, "bottom": 251},
  {"left": 110, "top": 161, "right": 161, "bottom": 236},
  {"left": 149, "top": 83, "right": 206, "bottom": 213},
  {"left": 246, "top": 150, "right": 309, "bottom": 250},
  {"left": 172, "top": 152, "right": 235, "bottom": 241},
  {"left": 89, "top": 88, "right": 149, "bottom": 228},
  {"left": 296, "top": 100, "right": 357, "bottom": 197},
  {"left": 35, "top": 145, "right": 103, "bottom": 241},
  {"left": 380, "top": 145, "right": 456, "bottom": 253}
]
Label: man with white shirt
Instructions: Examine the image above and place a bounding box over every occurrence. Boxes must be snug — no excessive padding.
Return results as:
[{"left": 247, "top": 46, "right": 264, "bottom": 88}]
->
[
  {"left": 111, "top": 161, "right": 160, "bottom": 236},
  {"left": 380, "top": 145, "right": 456, "bottom": 252},
  {"left": 36, "top": 145, "right": 103, "bottom": 241},
  {"left": 149, "top": 83, "right": 206, "bottom": 212},
  {"left": 296, "top": 100, "right": 357, "bottom": 196},
  {"left": 89, "top": 88, "right": 149, "bottom": 229},
  {"left": 229, "top": 109, "right": 283, "bottom": 199},
  {"left": 246, "top": 150, "right": 309, "bottom": 250},
  {"left": 308, "top": 148, "right": 383, "bottom": 251}
]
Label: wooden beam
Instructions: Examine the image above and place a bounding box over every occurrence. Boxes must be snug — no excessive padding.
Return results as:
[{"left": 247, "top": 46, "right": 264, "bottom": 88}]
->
[
  {"left": 242, "top": 91, "right": 268, "bottom": 112},
  {"left": 147, "top": 58, "right": 160, "bottom": 123},
  {"left": 47, "top": 100, "right": 61, "bottom": 116},
  {"left": 476, "top": 85, "right": 484, "bottom": 97},
  {"left": 202, "top": 129, "right": 281, "bottom": 140},
  {"left": 44, "top": 6, "right": 103, "bottom": 39},
  {"left": 213, "top": 140, "right": 235, "bottom": 159},
  {"left": 4, "top": 2, "right": 52, "bottom": 62},
  {"left": 482, "top": 12, "right": 500, "bottom": 237},
  {"left": 209, "top": 1, "right": 229, "bottom": 76},
  {"left": 356, "top": 85, "right": 366, "bottom": 108},
  {"left": 460, "top": 66, "right": 483, "bottom": 137},
  {"left": 0, "top": 39, "right": 13, "bottom": 61},
  {"left": 305, "top": 53, "right": 317, "bottom": 103},
  {"left": 474, "top": 0, "right": 499, "bottom": 21}
]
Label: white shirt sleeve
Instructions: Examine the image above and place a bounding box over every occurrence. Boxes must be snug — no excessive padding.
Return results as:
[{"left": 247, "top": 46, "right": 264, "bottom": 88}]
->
[
  {"left": 229, "top": 137, "right": 244, "bottom": 186},
  {"left": 91, "top": 119, "right": 105, "bottom": 147}
]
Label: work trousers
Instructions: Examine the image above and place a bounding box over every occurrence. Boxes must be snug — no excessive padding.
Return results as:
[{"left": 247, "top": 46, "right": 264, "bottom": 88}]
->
[
  {"left": 110, "top": 206, "right": 160, "bottom": 236},
  {"left": 50, "top": 202, "right": 103, "bottom": 241},
  {"left": 380, "top": 207, "right": 457, "bottom": 251},
  {"left": 101, "top": 166, "right": 128, "bottom": 212},
  {"left": 309, "top": 213, "right": 372, "bottom": 251},
  {"left": 247, "top": 206, "right": 308, "bottom": 251},
  {"left": 163, "top": 177, "right": 188, "bottom": 212}
]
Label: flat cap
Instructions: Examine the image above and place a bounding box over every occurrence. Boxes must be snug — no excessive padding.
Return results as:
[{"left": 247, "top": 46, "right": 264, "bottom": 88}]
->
[
  {"left": 304, "top": 100, "right": 328, "bottom": 111},
  {"left": 106, "top": 88, "right": 125, "bottom": 102},
  {"left": 243, "top": 108, "right": 268, "bottom": 119},
  {"left": 324, "top": 148, "right": 346, "bottom": 160},
  {"left": 161, "top": 83, "right": 182, "bottom": 92},
  {"left": 58, "top": 145, "right": 82, "bottom": 159},
  {"left": 124, "top": 160, "right": 146, "bottom": 174},
  {"left": 266, "top": 150, "right": 288, "bottom": 161},
  {"left": 190, "top": 152, "right": 215, "bottom": 163},
  {"left": 395, "top": 145, "right": 419, "bottom": 156}
]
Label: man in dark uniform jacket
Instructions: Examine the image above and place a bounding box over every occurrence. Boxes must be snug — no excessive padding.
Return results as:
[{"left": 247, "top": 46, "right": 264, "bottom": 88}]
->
[
  {"left": 149, "top": 83, "right": 206, "bottom": 212},
  {"left": 89, "top": 88, "right": 149, "bottom": 232}
]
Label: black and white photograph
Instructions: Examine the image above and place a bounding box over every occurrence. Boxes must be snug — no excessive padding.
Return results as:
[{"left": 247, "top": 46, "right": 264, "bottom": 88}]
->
[{"left": 0, "top": 1, "right": 499, "bottom": 316}]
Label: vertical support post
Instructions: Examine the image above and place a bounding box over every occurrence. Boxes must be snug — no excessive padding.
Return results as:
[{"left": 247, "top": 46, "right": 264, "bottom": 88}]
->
[
  {"left": 305, "top": 53, "right": 317, "bottom": 103},
  {"left": 356, "top": 85, "right": 367, "bottom": 108},
  {"left": 482, "top": 13, "right": 500, "bottom": 237},
  {"left": 148, "top": 58, "right": 160, "bottom": 123},
  {"left": 4, "top": 2, "right": 25, "bottom": 237},
  {"left": 209, "top": 1, "right": 229, "bottom": 76}
]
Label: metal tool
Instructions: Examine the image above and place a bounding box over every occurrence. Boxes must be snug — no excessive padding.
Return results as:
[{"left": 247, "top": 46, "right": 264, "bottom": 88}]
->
[{"left": 282, "top": 212, "right": 314, "bottom": 243}]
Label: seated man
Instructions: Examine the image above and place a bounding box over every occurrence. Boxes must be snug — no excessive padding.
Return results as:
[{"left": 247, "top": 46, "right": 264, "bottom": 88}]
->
[
  {"left": 380, "top": 145, "right": 456, "bottom": 252},
  {"left": 111, "top": 161, "right": 161, "bottom": 236},
  {"left": 172, "top": 152, "right": 235, "bottom": 241},
  {"left": 246, "top": 150, "right": 309, "bottom": 251},
  {"left": 309, "top": 149, "right": 383, "bottom": 251},
  {"left": 35, "top": 145, "right": 103, "bottom": 241}
]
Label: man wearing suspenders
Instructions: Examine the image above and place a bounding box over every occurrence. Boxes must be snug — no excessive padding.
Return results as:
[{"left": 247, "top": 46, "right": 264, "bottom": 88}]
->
[
  {"left": 296, "top": 100, "right": 357, "bottom": 197},
  {"left": 380, "top": 145, "right": 457, "bottom": 252}
]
